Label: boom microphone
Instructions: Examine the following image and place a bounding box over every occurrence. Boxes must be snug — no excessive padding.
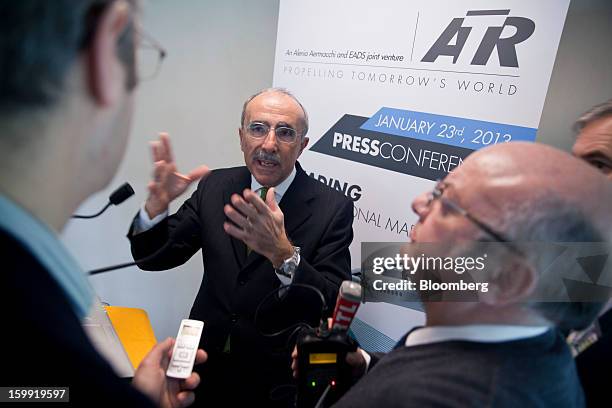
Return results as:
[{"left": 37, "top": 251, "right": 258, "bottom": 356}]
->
[
  {"left": 88, "top": 241, "right": 173, "bottom": 276},
  {"left": 331, "top": 281, "right": 362, "bottom": 332},
  {"left": 72, "top": 182, "right": 135, "bottom": 219}
]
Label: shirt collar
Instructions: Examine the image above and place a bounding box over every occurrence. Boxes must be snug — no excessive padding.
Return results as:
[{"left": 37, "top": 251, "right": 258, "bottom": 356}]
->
[
  {"left": 405, "top": 325, "right": 550, "bottom": 347},
  {"left": 0, "top": 195, "right": 94, "bottom": 320},
  {"left": 251, "top": 165, "right": 297, "bottom": 202}
]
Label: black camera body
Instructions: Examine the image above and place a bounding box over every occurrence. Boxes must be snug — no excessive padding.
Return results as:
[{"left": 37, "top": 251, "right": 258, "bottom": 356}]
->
[{"left": 296, "top": 325, "right": 358, "bottom": 407}]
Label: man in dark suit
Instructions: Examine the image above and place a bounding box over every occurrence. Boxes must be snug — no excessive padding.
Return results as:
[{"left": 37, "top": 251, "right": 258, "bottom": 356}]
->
[
  {"left": 0, "top": 1, "right": 205, "bottom": 406},
  {"left": 128, "top": 88, "right": 354, "bottom": 406},
  {"left": 571, "top": 100, "right": 612, "bottom": 407},
  {"left": 293, "top": 143, "right": 612, "bottom": 407}
]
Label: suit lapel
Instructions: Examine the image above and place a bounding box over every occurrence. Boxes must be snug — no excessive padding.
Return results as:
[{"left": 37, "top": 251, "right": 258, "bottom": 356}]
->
[
  {"left": 223, "top": 168, "right": 251, "bottom": 269},
  {"left": 278, "top": 164, "right": 315, "bottom": 239}
]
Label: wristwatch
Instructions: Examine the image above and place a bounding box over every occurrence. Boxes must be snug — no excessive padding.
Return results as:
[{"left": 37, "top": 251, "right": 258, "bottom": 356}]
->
[{"left": 276, "top": 246, "right": 301, "bottom": 278}]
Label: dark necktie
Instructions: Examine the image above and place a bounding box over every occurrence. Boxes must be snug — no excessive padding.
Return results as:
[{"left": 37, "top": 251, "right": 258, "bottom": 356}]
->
[{"left": 246, "top": 187, "right": 269, "bottom": 256}]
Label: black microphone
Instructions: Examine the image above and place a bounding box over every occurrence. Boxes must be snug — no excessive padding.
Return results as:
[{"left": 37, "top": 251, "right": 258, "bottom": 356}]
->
[
  {"left": 72, "top": 182, "right": 135, "bottom": 219},
  {"left": 88, "top": 241, "right": 173, "bottom": 275}
]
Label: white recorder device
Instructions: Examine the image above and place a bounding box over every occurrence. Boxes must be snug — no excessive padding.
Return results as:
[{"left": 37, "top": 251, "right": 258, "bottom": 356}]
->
[{"left": 166, "top": 319, "right": 204, "bottom": 379}]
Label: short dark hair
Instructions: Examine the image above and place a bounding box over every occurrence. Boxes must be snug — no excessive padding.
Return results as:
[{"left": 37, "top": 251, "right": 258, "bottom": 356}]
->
[
  {"left": 0, "top": 0, "right": 136, "bottom": 114},
  {"left": 574, "top": 99, "right": 612, "bottom": 133}
]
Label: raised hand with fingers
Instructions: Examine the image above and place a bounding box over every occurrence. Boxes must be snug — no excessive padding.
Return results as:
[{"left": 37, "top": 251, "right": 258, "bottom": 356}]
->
[
  {"left": 145, "top": 132, "right": 210, "bottom": 219},
  {"left": 223, "top": 187, "right": 294, "bottom": 268}
]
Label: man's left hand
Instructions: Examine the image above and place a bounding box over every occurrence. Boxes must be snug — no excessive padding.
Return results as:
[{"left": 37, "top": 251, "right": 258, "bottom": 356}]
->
[{"left": 223, "top": 188, "right": 294, "bottom": 268}]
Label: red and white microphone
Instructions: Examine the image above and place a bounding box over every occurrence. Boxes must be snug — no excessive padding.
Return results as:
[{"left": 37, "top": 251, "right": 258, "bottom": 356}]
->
[{"left": 330, "top": 281, "right": 362, "bottom": 332}]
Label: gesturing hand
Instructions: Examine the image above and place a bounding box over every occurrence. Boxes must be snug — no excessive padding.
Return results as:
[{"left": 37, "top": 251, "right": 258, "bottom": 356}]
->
[
  {"left": 223, "top": 188, "right": 294, "bottom": 268},
  {"left": 145, "top": 132, "right": 210, "bottom": 218}
]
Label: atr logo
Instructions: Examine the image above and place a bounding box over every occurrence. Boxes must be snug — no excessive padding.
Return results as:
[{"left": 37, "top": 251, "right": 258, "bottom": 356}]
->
[{"left": 421, "top": 9, "right": 535, "bottom": 68}]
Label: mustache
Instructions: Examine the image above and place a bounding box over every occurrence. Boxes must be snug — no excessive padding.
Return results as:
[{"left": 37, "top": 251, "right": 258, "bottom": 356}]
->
[{"left": 253, "top": 150, "right": 281, "bottom": 164}]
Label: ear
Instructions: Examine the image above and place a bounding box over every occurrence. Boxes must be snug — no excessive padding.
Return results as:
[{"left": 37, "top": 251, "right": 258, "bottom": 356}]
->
[
  {"left": 297, "top": 137, "right": 310, "bottom": 157},
  {"left": 239, "top": 127, "right": 245, "bottom": 152},
  {"left": 85, "top": 0, "right": 131, "bottom": 107},
  {"left": 483, "top": 259, "right": 537, "bottom": 306}
]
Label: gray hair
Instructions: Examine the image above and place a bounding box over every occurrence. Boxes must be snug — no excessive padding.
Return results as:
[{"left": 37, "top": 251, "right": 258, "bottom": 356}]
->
[
  {"left": 574, "top": 99, "right": 612, "bottom": 133},
  {"left": 240, "top": 87, "right": 309, "bottom": 138},
  {"left": 494, "top": 196, "right": 608, "bottom": 332}
]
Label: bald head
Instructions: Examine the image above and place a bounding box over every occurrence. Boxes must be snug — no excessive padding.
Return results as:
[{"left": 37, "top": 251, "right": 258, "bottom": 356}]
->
[{"left": 448, "top": 142, "right": 612, "bottom": 241}]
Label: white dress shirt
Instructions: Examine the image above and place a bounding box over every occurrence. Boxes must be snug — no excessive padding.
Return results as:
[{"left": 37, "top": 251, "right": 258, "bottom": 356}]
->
[{"left": 0, "top": 195, "right": 94, "bottom": 319}]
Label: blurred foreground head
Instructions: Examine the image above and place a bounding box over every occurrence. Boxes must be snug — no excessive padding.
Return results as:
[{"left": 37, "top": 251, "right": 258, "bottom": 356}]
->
[
  {"left": 0, "top": 0, "right": 139, "bottom": 229},
  {"left": 411, "top": 142, "right": 612, "bottom": 331}
]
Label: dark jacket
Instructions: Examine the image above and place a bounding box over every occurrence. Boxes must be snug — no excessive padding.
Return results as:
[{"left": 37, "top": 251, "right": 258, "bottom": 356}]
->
[
  {"left": 334, "top": 330, "right": 585, "bottom": 408},
  {"left": 128, "top": 162, "right": 354, "bottom": 405},
  {"left": 0, "top": 229, "right": 154, "bottom": 406}
]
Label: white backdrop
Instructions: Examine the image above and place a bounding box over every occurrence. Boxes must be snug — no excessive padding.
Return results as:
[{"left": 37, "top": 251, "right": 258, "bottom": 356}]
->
[
  {"left": 60, "top": 0, "right": 612, "bottom": 341},
  {"left": 272, "top": 0, "right": 570, "bottom": 345}
]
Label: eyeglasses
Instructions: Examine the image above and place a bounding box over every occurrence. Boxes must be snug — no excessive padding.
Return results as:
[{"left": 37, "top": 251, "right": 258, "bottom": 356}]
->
[
  {"left": 245, "top": 122, "right": 299, "bottom": 144},
  {"left": 426, "top": 180, "right": 524, "bottom": 255},
  {"left": 136, "top": 28, "right": 167, "bottom": 82}
]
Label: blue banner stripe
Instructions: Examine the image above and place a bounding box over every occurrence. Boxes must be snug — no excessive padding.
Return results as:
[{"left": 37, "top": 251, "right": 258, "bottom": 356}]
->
[
  {"left": 349, "top": 317, "right": 396, "bottom": 352},
  {"left": 360, "top": 107, "right": 537, "bottom": 151}
]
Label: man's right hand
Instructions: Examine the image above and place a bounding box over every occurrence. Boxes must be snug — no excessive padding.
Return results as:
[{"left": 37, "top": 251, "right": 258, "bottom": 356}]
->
[{"left": 145, "top": 132, "right": 210, "bottom": 218}]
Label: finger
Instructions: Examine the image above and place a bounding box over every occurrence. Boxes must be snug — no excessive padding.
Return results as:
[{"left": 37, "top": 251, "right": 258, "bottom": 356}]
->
[
  {"left": 187, "top": 165, "right": 210, "bottom": 182},
  {"left": 230, "top": 193, "right": 258, "bottom": 219},
  {"left": 174, "top": 391, "right": 195, "bottom": 408},
  {"left": 159, "top": 132, "right": 175, "bottom": 163},
  {"left": 224, "top": 221, "right": 249, "bottom": 242},
  {"left": 224, "top": 204, "right": 249, "bottom": 229},
  {"left": 150, "top": 141, "right": 162, "bottom": 162},
  {"left": 165, "top": 338, "right": 177, "bottom": 359},
  {"left": 243, "top": 189, "right": 270, "bottom": 214},
  {"left": 291, "top": 361, "right": 297, "bottom": 378},
  {"left": 195, "top": 349, "right": 208, "bottom": 365},
  {"left": 147, "top": 181, "right": 158, "bottom": 194},
  {"left": 161, "top": 338, "right": 175, "bottom": 369},
  {"left": 266, "top": 187, "right": 279, "bottom": 211},
  {"left": 140, "top": 337, "right": 173, "bottom": 367},
  {"left": 291, "top": 346, "right": 298, "bottom": 359},
  {"left": 180, "top": 372, "right": 201, "bottom": 391},
  {"left": 327, "top": 317, "right": 333, "bottom": 330},
  {"left": 153, "top": 161, "right": 170, "bottom": 183},
  {"left": 346, "top": 351, "right": 363, "bottom": 366}
]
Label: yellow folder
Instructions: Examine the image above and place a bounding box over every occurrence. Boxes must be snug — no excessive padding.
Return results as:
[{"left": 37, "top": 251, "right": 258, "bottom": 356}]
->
[{"left": 104, "top": 306, "right": 157, "bottom": 369}]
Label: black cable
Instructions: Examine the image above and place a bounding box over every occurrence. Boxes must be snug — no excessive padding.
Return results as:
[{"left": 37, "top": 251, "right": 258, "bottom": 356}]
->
[
  {"left": 254, "top": 283, "right": 327, "bottom": 338},
  {"left": 314, "top": 384, "right": 332, "bottom": 408},
  {"left": 72, "top": 202, "right": 112, "bottom": 219}
]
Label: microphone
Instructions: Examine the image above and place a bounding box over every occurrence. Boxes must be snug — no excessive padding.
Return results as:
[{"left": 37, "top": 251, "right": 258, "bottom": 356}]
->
[
  {"left": 88, "top": 241, "right": 173, "bottom": 276},
  {"left": 72, "top": 182, "right": 135, "bottom": 219},
  {"left": 330, "top": 281, "right": 362, "bottom": 332}
]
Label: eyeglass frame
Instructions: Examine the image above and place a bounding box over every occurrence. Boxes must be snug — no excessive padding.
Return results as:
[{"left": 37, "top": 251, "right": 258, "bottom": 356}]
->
[
  {"left": 243, "top": 121, "right": 302, "bottom": 144},
  {"left": 427, "top": 180, "right": 524, "bottom": 256},
  {"left": 135, "top": 26, "right": 167, "bottom": 82}
]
